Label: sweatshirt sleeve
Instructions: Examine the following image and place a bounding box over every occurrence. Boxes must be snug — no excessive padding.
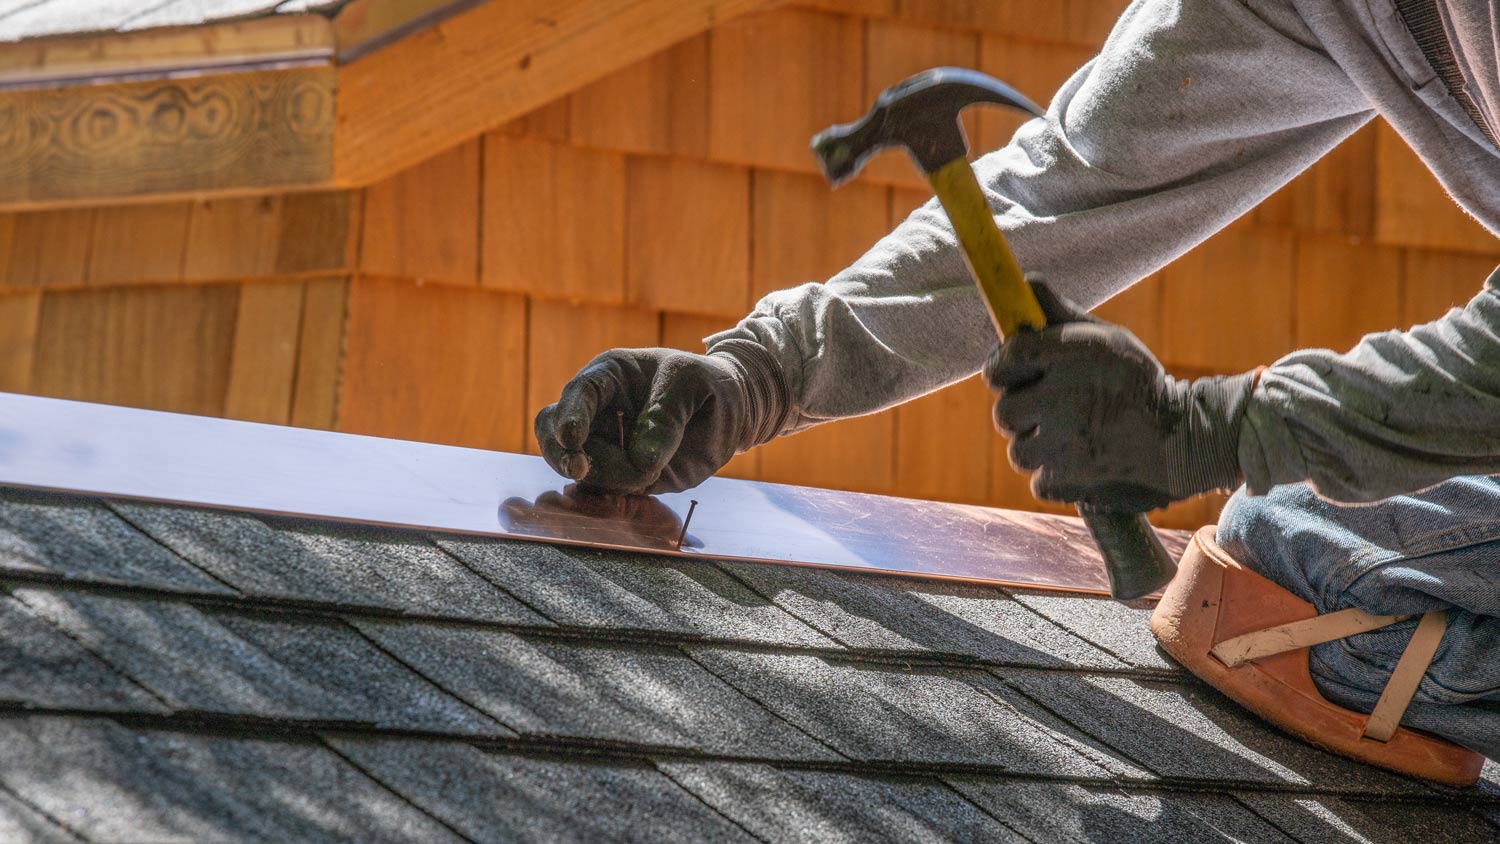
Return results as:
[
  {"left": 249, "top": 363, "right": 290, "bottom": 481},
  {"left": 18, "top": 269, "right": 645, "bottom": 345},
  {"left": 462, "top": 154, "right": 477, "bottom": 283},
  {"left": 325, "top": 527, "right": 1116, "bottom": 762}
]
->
[
  {"left": 1240, "top": 269, "right": 1500, "bottom": 502},
  {"left": 707, "top": 0, "right": 1374, "bottom": 438}
]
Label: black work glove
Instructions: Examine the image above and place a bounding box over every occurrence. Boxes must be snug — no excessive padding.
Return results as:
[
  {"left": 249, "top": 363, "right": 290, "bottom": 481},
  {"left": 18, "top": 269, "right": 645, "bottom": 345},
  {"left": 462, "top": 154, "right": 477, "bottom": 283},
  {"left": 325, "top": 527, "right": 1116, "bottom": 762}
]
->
[
  {"left": 983, "top": 280, "right": 1258, "bottom": 512},
  {"left": 534, "top": 342, "right": 787, "bottom": 495}
]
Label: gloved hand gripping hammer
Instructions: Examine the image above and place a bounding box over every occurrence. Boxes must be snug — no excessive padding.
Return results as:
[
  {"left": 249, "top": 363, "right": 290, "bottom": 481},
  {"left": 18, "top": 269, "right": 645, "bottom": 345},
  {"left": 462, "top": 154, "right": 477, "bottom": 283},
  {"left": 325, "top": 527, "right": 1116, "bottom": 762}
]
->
[{"left": 809, "top": 67, "right": 1177, "bottom": 600}]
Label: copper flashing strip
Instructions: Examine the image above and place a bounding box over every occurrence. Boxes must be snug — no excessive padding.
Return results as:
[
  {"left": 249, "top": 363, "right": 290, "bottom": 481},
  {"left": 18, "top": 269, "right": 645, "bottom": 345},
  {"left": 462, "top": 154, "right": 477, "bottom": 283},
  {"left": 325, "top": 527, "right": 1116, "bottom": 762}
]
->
[{"left": 0, "top": 393, "right": 1186, "bottom": 594}]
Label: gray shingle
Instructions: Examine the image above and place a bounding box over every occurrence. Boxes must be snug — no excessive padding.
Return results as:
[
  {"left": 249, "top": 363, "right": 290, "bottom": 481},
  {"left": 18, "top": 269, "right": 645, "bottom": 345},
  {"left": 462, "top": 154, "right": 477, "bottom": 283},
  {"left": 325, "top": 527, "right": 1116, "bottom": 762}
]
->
[
  {"left": 1234, "top": 792, "right": 1499, "bottom": 844},
  {"left": 352, "top": 620, "right": 839, "bottom": 759},
  {"left": 0, "top": 716, "right": 465, "bottom": 843},
  {"left": 0, "top": 595, "right": 165, "bottom": 713},
  {"left": 14, "top": 589, "right": 504, "bottom": 735},
  {"left": 327, "top": 736, "right": 755, "bottom": 843},
  {"left": 687, "top": 647, "right": 1108, "bottom": 775},
  {"left": 1000, "top": 670, "right": 1427, "bottom": 793},
  {"left": 659, "top": 761, "right": 1027, "bottom": 843},
  {"left": 0, "top": 490, "right": 229, "bottom": 593},
  {"left": 950, "top": 779, "right": 1295, "bottom": 843},
  {"left": 437, "top": 537, "right": 836, "bottom": 646},
  {"left": 1005, "top": 588, "right": 1178, "bottom": 671},
  {"left": 113, "top": 502, "right": 549, "bottom": 623},
  {"left": 718, "top": 561, "right": 1126, "bottom": 669},
  {"left": 0, "top": 787, "right": 85, "bottom": 844}
]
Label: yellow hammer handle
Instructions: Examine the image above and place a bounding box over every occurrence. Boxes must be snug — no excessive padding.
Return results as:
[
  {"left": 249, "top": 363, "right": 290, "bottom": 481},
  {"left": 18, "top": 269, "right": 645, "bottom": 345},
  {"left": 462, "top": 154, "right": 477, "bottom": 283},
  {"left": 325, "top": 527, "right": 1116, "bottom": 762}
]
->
[{"left": 928, "top": 158, "right": 1046, "bottom": 339}]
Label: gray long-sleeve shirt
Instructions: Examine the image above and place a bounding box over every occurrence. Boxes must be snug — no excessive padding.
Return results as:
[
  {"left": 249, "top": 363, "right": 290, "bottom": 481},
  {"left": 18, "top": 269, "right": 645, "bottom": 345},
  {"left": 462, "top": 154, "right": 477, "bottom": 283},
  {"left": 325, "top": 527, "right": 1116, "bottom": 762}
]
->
[{"left": 709, "top": 0, "right": 1500, "bottom": 502}]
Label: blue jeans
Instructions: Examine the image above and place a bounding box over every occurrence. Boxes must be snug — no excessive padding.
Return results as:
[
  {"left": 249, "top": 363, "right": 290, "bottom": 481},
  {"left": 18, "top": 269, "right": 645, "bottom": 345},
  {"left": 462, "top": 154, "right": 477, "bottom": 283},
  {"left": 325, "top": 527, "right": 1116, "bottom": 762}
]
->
[{"left": 1215, "top": 476, "right": 1500, "bottom": 759}]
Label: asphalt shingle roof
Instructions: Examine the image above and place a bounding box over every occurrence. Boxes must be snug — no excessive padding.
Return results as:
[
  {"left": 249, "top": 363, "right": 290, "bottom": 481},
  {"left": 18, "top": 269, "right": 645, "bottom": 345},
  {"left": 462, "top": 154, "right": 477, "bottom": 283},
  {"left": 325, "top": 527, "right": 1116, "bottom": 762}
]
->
[{"left": 0, "top": 484, "right": 1496, "bottom": 842}]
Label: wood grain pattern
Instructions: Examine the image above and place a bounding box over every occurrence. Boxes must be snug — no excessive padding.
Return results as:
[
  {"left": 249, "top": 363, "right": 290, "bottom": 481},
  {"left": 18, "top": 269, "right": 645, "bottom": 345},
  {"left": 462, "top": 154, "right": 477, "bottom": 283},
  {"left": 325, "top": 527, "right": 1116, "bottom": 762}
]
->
[
  {"left": 0, "top": 292, "right": 41, "bottom": 393},
  {"left": 893, "top": 0, "right": 1057, "bottom": 36},
  {"left": 0, "top": 208, "right": 92, "bottom": 288},
  {"left": 87, "top": 202, "right": 192, "bottom": 286},
  {"left": 276, "top": 191, "right": 356, "bottom": 276},
  {"left": 759, "top": 410, "right": 898, "bottom": 495},
  {"left": 707, "top": 7, "right": 864, "bottom": 174},
  {"left": 334, "top": 0, "right": 776, "bottom": 187},
  {"left": 752, "top": 169, "right": 890, "bottom": 301},
  {"left": 360, "top": 141, "right": 480, "bottom": 284},
  {"left": 798, "top": 0, "right": 896, "bottom": 16},
  {"left": 31, "top": 283, "right": 239, "bottom": 416},
  {"left": 182, "top": 196, "right": 284, "bottom": 281},
  {"left": 1293, "top": 236, "right": 1401, "bottom": 352},
  {"left": 290, "top": 277, "right": 348, "bottom": 430},
  {"left": 569, "top": 34, "right": 710, "bottom": 158},
  {"left": 0, "top": 66, "right": 334, "bottom": 208},
  {"left": 332, "top": 0, "right": 462, "bottom": 57},
  {"left": 340, "top": 277, "right": 528, "bottom": 451},
  {"left": 626, "top": 156, "right": 751, "bottom": 316},
  {"left": 1401, "top": 249, "right": 1500, "bottom": 327},
  {"left": 182, "top": 190, "right": 354, "bottom": 281},
  {"left": 526, "top": 299, "right": 660, "bottom": 455},
  {"left": 862, "top": 20, "right": 980, "bottom": 188},
  {"left": 1160, "top": 229, "right": 1296, "bottom": 372},
  {"left": 1374, "top": 123, "right": 1498, "bottom": 254},
  {"left": 496, "top": 99, "right": 574, "bottom": 144},
  {"left": 224, "top": 281, "right": 305, "bottom": 424},
  {"left": 894, "top": 375, "right": 992, "bottom": 504},
  {"left": 482, "top": 136, "right": 626, "bottom": 302},
  {"left": 1064, "top": 0, "right": 1131, "bottom": 47},
  {"left": 0, "top": 14, "right": 334, "bottom": 88}
]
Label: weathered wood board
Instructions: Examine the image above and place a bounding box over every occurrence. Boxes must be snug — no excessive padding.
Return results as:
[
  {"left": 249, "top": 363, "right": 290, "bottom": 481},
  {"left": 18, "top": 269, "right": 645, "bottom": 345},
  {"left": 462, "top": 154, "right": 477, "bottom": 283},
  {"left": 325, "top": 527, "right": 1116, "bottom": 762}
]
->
[{"left": 0, "top": 66, "right": 334, "bottom": 207}]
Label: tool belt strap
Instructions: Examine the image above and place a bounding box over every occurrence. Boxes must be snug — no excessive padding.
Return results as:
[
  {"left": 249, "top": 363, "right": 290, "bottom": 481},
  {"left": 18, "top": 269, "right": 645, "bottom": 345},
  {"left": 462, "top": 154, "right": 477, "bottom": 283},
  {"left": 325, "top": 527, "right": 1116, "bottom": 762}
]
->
[{"left": 1210, "top": 607, "right": 1449, "bottom": 743}]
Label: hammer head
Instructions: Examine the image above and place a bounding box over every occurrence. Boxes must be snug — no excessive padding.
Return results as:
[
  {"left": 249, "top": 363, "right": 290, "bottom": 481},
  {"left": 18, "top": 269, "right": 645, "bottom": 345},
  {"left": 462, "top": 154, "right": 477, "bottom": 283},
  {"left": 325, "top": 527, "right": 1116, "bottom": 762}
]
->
[{"left": 811, "top": 67, "right": 1044, "bottom": 186}]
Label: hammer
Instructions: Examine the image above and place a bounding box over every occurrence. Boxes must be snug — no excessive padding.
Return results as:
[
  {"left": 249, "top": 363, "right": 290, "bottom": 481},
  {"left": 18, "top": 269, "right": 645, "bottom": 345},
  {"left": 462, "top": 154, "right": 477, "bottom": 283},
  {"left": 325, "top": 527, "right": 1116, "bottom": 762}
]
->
[{"left": 810, "top": 67, "right": 1176, "bottom": 600}]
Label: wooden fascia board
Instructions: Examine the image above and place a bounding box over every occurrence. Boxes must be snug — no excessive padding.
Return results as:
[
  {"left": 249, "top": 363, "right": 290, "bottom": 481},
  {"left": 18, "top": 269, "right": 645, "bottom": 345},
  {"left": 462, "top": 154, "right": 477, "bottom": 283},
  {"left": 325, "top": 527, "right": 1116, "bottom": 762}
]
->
[
  {"left": 0, "top": 63, "right": 336, "bottom": 209},
  {"left": 331, "top": 0, "right": 486, "bottom": 63},
  {"left": 0, "top": 0, "right": 780, "bottom": 209},
  {"left": 331, "top": 0, "right": 781, "bottom": 187},
  {"left": 0, "top": 15, "right": 335, "bottom": 90}
]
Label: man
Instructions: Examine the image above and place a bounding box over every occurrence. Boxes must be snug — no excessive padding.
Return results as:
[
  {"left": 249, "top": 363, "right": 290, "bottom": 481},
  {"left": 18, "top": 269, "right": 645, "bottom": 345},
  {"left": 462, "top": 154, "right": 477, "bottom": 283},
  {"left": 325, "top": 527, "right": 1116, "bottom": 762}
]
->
[{"left": 536, "top": 1, "right": 1500, "bottom": 757}]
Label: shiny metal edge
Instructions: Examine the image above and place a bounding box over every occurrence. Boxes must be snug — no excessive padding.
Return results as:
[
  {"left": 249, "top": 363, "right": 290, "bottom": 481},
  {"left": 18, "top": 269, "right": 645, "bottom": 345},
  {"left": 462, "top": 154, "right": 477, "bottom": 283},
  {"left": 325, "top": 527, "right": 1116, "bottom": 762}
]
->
[{"left": 0, "top": 392, "right": 1188, "bottom": 595}]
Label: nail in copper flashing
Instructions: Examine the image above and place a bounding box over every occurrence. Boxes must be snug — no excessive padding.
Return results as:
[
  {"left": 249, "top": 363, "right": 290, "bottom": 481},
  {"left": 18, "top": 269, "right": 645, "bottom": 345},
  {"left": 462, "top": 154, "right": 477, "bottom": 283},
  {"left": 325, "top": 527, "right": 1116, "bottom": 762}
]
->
[
  {"left": 674, "top": 499, "right": 698, "bottom": 550},
  {"left": 616, "top": 410, "right": 626, "bottom": 448}
]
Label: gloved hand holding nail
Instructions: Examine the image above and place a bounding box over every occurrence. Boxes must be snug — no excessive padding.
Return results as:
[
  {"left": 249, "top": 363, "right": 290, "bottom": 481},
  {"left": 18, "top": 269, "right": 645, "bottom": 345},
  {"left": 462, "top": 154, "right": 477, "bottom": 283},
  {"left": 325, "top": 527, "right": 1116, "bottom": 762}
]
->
[
  {"left": 983, "top": 279, "right": 1258, "bottom": 513},
  {"left": 533, "top": 343, "right": 785, "bottom": 495}
]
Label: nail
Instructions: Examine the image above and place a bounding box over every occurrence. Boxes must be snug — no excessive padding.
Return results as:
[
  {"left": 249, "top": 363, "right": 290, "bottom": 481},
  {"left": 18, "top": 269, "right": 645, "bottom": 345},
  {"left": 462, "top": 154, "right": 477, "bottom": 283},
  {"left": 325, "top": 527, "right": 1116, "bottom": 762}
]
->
[
  {"left": 674, "top": 499, "right": 698, "bottom": 550},
  {"left": 616, "top": 409, "right": 626, "bottom": 448}
]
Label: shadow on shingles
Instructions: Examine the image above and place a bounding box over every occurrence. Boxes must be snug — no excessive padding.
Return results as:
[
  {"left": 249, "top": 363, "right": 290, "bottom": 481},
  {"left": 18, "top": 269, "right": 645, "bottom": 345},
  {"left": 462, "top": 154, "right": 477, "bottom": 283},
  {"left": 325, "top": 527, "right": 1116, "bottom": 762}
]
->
[
  {"left": 1238, "top": 791, "right": 1500, "bottom": 844},
  {"left": 563, "top": 543, "right": 772, "bottom": 608},
  {"left": 999, "top": 667, "right": 1441, "bottom": 795},
  {"left": 715, "top": 558, "right": 1106, "bottom": 669},
  {"left": 0, "top": 717, "right": 458, "bottom": 844}
]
